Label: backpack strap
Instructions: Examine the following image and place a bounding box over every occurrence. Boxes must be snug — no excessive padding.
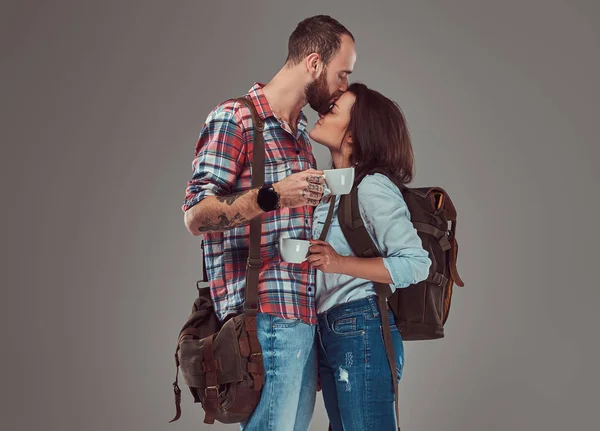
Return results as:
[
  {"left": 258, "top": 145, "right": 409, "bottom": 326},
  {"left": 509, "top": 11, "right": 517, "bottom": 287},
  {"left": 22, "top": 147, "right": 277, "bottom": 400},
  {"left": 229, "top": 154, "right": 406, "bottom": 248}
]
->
[
  {"left": 448, "top": 218, "right": 464, "bottom": 286},
  {"left": 318, "top": 196, "right": 337, "bottom": 241},
  {"left": 338, "top": 185, "right": 401, "bottom": 431},
  {"left": 426, "top": 188, "right": 463, "bottom": 287},
  {"left": 412, "top": 222, "right": 452, "bottom": 251}
]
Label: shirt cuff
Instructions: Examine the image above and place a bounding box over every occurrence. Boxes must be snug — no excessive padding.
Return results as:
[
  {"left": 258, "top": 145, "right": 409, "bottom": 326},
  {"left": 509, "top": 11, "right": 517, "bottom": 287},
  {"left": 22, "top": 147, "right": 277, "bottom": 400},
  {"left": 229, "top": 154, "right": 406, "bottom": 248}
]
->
[
  {"left": 182, "top": 188, "right": 216, "bottom": 212},
  {"left": 382, "top": 256, "right": 414, "bottom": 292}
]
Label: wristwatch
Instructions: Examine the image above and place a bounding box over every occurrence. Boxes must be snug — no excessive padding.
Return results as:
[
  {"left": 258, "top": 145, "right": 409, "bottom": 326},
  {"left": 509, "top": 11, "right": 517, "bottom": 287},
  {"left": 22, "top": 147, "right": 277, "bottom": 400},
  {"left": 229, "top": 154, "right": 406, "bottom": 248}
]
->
[{"left": 257, "top": 183, "right": 281, "bottom": 212}]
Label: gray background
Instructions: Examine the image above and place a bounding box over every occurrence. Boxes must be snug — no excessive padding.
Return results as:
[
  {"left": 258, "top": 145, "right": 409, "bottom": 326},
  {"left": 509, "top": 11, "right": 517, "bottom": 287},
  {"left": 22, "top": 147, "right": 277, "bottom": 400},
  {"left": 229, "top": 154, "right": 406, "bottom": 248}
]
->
[{"left": 1, "top": 0, "right": 599, "bottom": 430}]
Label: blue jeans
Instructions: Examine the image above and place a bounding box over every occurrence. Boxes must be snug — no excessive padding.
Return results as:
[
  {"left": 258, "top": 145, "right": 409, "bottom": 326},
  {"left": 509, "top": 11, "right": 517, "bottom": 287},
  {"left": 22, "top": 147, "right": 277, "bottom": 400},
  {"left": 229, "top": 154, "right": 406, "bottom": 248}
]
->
[
  {"left": 317, "top": 295, "right": 404, "bottom": 431},
  {"left": 241, "top": 313, "right": 318, "bottom": 431}
]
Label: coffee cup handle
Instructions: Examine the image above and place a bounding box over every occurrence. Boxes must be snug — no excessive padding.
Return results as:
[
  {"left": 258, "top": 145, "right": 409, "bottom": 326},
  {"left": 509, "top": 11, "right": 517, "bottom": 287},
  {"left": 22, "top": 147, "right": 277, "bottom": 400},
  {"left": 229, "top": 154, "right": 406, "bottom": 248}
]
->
[{"left": 303, "top": 246, "right": 312, "bottom": 262}]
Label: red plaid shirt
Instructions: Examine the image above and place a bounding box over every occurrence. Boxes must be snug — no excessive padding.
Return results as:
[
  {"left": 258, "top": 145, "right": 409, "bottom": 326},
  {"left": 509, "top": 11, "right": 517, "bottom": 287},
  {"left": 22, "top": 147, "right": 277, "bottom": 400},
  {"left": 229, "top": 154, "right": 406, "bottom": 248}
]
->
[{"left": 183, "top": 83, "right": 318, "bottom": 324}]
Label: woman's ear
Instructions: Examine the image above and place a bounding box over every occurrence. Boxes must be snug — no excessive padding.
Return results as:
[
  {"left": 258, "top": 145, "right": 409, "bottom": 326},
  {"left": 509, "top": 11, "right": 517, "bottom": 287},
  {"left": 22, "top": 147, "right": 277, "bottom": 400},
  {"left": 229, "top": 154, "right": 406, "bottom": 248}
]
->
[
  {"left": 342, "top": 132, "right": 354, "bottom": 159},
  {"left": 345, "top": 132, "right": 353, "bottom": 144}
]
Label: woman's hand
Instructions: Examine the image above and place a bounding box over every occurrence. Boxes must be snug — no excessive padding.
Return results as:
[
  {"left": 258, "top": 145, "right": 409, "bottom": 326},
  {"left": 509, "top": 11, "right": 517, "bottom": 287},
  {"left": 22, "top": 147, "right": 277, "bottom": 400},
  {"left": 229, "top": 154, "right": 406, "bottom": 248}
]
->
[{"left": 307, "top": 239, "right": 345, "bottom": 273}]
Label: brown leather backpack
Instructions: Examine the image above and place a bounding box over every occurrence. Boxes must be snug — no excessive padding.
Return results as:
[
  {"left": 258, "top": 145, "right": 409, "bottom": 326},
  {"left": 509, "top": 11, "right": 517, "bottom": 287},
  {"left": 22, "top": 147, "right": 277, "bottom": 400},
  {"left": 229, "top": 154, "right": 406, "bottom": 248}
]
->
[
  {"left": 337, "top": 181, "right": 465, "bottom": 340},
  {"left": 320, "top": 177, "right": 465, "bottom": 431},
  {"left": 169, "top": 97, "right": 268, "bottom": 425}
]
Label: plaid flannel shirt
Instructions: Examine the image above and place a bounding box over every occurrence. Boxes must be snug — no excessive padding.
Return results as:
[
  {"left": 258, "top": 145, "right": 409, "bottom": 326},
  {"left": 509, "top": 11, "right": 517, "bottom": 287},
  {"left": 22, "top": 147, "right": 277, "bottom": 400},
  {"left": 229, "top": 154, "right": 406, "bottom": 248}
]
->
[{"left": 182, "top": 83, "right": 318, "bottom": 324}]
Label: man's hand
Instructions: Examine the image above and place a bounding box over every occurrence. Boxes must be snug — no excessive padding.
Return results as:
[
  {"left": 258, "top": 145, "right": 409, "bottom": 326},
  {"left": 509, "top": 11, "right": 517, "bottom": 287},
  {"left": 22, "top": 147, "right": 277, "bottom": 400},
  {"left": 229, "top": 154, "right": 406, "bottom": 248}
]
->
[{"left": 273, "top": 169, "right": 325, "bottom": 208}]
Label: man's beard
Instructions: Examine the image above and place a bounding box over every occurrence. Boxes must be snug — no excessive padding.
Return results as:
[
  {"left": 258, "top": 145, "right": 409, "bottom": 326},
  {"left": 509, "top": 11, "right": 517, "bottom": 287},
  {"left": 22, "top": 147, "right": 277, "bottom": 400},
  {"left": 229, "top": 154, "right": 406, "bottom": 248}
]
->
[{"left": 306, "top": 68, "right": 339, "bottom": 115}]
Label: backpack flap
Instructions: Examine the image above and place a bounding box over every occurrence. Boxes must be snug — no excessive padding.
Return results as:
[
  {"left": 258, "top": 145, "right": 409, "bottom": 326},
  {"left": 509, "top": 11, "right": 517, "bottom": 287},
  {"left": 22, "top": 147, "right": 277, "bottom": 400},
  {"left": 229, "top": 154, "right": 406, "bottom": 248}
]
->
[{"left": 178, "top": 317, "right": 244, "bottom": 389}]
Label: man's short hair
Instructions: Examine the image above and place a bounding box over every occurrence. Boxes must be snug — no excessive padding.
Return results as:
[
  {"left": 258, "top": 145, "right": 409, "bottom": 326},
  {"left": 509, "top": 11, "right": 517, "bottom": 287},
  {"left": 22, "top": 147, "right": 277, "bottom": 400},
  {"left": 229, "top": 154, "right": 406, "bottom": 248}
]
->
[{"left": 286, "top": 15, "right": 354, "bottom": 66}]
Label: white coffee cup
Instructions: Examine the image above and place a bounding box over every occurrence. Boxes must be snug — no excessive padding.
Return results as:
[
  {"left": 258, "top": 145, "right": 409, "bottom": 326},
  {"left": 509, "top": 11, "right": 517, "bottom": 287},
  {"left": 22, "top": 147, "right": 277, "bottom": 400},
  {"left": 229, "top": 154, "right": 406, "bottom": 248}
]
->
[
  {"left": 322, "top": 167, "right": 355, "bottom": 195},
  {"left": 279, "top": 237, "right": 311, "bottom": 263}
]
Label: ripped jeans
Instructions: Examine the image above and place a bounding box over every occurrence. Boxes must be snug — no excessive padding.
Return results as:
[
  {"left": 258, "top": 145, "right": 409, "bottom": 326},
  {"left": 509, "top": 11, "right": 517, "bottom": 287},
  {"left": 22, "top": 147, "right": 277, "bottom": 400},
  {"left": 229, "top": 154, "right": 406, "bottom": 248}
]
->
[{"left": 316, "top": 295, "right": 404, "bottom": 431}]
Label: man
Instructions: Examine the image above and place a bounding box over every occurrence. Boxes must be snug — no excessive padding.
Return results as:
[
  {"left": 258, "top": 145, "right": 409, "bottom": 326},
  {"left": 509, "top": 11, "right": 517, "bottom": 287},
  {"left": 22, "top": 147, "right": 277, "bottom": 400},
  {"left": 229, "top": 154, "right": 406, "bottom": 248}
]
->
[{"left": 182, "top": 15, "right": 356, "bottom": 431}]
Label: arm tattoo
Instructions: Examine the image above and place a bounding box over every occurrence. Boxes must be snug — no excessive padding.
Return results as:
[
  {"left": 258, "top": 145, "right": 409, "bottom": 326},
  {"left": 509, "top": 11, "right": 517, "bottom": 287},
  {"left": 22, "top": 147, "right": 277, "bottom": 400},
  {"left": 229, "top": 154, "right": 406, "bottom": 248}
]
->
[
  {"left": 197, "top": 212, "right": 249, "bottom": 233},
  {"left": 216, "top": 190, "right": 250, "bottom": 206}
]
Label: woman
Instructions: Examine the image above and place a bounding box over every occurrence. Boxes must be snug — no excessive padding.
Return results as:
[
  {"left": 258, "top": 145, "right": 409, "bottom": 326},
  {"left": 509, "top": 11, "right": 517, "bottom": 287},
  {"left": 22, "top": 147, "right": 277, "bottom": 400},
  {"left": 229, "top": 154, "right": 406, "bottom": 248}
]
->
[{"left": 306, "top": 83, "right": 432, "bottom": 430}]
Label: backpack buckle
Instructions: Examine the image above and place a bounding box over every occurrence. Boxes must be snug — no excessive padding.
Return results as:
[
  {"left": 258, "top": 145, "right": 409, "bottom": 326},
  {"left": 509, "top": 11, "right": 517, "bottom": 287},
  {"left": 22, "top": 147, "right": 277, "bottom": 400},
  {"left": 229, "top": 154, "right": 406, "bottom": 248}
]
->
[
  {"left": 205, "top": 386, "right": 220, "bottom": 398},
  {"left": 429, "top": 272, "right": 448, "bottom": 287},
  {"left": 247, "top": 257, "right": 263, "bottom": 268}
]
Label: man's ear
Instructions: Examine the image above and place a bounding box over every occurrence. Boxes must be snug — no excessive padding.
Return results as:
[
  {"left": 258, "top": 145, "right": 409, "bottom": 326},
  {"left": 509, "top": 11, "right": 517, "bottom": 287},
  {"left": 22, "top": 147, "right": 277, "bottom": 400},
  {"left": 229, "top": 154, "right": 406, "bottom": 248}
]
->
[{"left": 305, "top": 53, "right": 322, "bottom": 76}]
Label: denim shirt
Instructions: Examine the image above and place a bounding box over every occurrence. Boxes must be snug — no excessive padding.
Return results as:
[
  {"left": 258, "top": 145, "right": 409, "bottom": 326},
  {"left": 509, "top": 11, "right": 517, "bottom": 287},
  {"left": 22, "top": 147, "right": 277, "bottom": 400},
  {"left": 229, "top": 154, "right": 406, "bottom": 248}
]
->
[{"left": 312, "top": 173, "right": 432, "bottom": 314}]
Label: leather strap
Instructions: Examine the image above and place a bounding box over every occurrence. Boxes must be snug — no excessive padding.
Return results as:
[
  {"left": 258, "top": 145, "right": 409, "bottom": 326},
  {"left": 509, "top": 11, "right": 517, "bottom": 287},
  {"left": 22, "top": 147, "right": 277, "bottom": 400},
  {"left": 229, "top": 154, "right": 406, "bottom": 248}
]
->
[
  {"left": 426, "top": 272, "right": 449, "bottom": 287},
  {"left": 318, "top": 196, "right": 337, "bottom": 241},
  {"left": 168, "top": 354, "right": 182, "bottom": 423},
  {"left": 375, "top": 284, "right": 401, "bottom": 431},
  {"left": 201, "top": 335, "right": 220, "bottom": 424},
  {"left": 233, "top": 97, "right": 266, "bottom": 395},
  {"left": 448, "top": 220, "right": 464, "bottom": 286},
  {"left": 338, "top": 186, "right": 401, "bottom": 431},
  {"left": 234, "top": 96, "right": 265, "bottom": 312},
  {"left": 412, "top": 222, "right": 451, "bottom": 252},
  {"left": 339, "top": 187, "right": 378, "bottom": 258},
  {"left": 244, "top": 313, "right": 264, "bottom": 391},
  {"left": 202, "top": 335, "right": 219, "bottom": 390},
  {"left": 197, "top": 240, "right": 209, "bottom": 283}
]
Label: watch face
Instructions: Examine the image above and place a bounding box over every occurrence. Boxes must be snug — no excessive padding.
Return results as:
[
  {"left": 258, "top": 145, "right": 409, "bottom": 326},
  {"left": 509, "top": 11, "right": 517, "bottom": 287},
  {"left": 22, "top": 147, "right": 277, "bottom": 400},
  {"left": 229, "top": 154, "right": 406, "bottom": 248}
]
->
[{"left": 258, "top": 185, "right": 279, "bottom": 211}]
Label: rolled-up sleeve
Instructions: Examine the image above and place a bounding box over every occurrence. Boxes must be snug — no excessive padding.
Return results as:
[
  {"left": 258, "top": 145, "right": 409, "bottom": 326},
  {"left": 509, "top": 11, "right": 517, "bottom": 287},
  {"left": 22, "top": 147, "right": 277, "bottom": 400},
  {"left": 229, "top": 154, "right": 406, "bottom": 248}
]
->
[
  {"left": 182, "top": 103, "right": 245, "bottom": 212},
  {"left": 357, "top": 174, "right": 432, "bottom": 291}
]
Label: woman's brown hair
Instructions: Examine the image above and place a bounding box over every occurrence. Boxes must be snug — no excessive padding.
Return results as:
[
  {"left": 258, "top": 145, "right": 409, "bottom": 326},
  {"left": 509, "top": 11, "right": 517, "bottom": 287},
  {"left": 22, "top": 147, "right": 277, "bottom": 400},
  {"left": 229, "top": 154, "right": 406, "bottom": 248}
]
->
[{"left": 336, "top": 83, "right": 414, "bottom": 187}]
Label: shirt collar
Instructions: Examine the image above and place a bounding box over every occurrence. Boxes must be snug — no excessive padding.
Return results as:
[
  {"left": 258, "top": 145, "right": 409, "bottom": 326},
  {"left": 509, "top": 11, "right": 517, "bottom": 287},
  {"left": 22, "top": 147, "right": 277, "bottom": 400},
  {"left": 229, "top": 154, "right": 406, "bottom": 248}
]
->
[
  {"left": 246, "top": 82, "right": 309, "bottom": 135},
  {"left": 246, "top": 83, "right": 275, "bottom": 120}
]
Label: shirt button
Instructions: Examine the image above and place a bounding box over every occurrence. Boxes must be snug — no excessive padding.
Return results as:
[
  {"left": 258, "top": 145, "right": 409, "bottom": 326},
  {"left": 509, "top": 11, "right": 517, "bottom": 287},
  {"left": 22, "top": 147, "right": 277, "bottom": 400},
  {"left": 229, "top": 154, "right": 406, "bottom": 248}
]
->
[
  {"left": 305, "top": 219, "right": 310, "bottom": 225},
  {"left": 307, "top": 287, "right": 313, "bottom": 293},
  {"left": 295, "top": 149, "right": 301, "bottom": 154}
]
